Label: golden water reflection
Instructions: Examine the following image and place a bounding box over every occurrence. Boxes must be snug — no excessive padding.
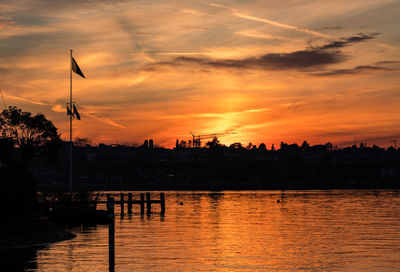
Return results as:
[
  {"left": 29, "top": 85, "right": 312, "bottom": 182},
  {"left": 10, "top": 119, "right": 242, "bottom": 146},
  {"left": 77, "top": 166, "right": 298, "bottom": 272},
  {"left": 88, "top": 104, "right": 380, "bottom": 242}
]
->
[{"left": 32, "top": 190, "right": 400, "bottom": 271}]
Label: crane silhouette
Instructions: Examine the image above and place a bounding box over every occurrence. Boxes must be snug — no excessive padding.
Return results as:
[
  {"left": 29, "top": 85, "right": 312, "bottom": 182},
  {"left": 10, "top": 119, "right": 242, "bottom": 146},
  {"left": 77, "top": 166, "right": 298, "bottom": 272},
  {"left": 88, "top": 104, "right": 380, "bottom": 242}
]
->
[{"left": 190, "top": 131, "right": 235, "bottom": 148}]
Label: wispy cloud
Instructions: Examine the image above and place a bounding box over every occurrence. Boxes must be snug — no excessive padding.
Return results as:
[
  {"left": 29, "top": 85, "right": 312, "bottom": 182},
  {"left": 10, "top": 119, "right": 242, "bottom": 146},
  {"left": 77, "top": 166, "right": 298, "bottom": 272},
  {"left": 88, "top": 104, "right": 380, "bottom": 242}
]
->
[
  {"left": 376, "top": 43, "right": 397, "bottom": 50},
  {"left": 313, "top": 65, "right": 397, "bottom": 76},
  {"left": 150, "top": 107, "right": 271, "bottom": 121},
  {"left": 209, "top": 2, "right": 330, "bottom": 38},
  {"left": 315, "top": 33, "right": 379, "bottom": 50},
  {"left": 375, "top": 60, "right": 400, "bottom": 65},
  {"left": 234, "top": 30, "right": 295, "bottom": 41},
  {"left": 181, "top": 9, "right": 206, "bottom": 16},
  {"left": 84, "top": 112, "right": 125, "bottom": 129},
  {"left": 51, "top": 104, "right": 65, "bottom": 113},
  {"left": 154, "top": 50, "right": 344, "bottom": 70},
  {"left": 52, "top": 104, "right": 125, "bottom": 128},
  {"left": 199, "top": 107, "right": 270, "bottom": 117},
  {"left": 314, "top": 26, "right": 343, "bottom": 30},
  {"left": 0, "top": 20, "right": 14, "bottom": 30},
  {"left": 151, "top": 33, "right": 378, "bottom": 71},
  {"left": 233, "top": 12, "right": 330, "bottom": 38},
  {"left": 4, "top": 93, "right": 47, "bottom": 105}
]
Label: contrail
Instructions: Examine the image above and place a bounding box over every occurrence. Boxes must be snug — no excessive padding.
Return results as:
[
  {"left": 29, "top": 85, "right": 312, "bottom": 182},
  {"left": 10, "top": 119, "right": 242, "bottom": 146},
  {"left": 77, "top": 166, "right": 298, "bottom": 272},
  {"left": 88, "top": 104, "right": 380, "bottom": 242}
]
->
[
  {"left": 84, "top": 112, "right": 125, "bottom": 129},
  {"left": 3, "top": 93, "right": 46, "bottom": 105},
  {"left": 233, "top": 13, "right": 330, "bottom": 38},
  {"left": 209, "top": 3, "right": 330, "bottom": 38},
  {"left": 0, "top": 88, "right": 7, "bottom": 110},
  {"left": 51, "top": 104, "right": 125, "bottom": 129}
]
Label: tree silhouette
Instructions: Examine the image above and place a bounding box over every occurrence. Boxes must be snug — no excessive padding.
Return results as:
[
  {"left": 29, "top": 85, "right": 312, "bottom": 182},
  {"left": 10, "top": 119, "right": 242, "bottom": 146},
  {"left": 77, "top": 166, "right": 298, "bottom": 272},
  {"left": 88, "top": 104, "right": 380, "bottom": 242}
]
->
[
  {"left": 0, "top": 106, "right": 61, "bottom": 166},
  {"left": 75, "top": 137, "right": 91, "bottom": 148},
  {"left": 246, "top": 142, "right": 254, "bottom": 150},
  {"left": 0, "top": 106, "right": 61, "bottom": 217},
  {"left": 205, "top": 137, "right": 221, "bottom": 149},
  {"left": 258, "top": 143, "right": 267, "bottom": 151},
  {"left": 229, "top": 142, "right": 244, "bottom": 150},
  {"left": 301, "top": 140, "right": 309, "bottom": 150},
  {"left": 325, "top": 142, "right": 333, "bottom": 151}
]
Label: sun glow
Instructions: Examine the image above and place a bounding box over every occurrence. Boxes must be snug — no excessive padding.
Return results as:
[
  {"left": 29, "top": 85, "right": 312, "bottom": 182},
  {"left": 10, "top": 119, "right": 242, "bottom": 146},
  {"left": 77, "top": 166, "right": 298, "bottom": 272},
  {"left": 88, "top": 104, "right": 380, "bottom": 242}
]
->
[{"left": 1, "top": 0, "right": 399, "bottom": 147}]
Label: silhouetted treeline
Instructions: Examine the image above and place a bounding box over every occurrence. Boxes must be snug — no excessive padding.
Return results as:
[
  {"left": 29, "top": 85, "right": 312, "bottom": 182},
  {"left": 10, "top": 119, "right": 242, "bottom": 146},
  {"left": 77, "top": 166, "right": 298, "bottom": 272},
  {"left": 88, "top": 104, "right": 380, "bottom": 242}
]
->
[
  {"left": 31, "top": 138, "right": 400, "bottom": 191},
  {"left": 0, "top": 106, "right": 61, "bottom": 219}
]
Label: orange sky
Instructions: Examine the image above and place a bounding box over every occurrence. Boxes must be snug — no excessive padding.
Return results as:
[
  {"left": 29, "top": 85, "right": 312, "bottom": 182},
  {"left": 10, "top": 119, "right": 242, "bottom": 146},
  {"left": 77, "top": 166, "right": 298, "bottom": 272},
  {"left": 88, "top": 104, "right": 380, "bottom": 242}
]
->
[{"left": 0, "top": 0, "right": 399, "bottom": 148}]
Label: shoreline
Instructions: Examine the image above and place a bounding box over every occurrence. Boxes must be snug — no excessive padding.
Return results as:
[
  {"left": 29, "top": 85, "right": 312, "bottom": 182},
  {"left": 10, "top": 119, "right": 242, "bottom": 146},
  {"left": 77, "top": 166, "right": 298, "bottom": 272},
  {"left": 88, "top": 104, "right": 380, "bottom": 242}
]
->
[
  {"left": 38, "top": 184, "right": 400, "bottom": 192},
  {"left": 0, "top": 216, "right": 76, "bottom": 250}
]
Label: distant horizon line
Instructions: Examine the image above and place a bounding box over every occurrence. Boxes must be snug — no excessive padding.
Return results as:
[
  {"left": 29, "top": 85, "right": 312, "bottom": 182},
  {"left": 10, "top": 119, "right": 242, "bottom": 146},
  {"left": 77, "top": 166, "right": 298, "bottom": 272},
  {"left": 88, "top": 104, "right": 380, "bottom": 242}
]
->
[{"left": 67, "top": 138, "right": 397, "bottom": 150}]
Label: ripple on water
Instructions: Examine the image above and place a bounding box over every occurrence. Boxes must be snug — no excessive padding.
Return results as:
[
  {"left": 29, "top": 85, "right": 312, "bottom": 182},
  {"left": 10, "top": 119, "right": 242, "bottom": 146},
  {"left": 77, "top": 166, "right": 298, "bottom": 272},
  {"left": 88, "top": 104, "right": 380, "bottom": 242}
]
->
[{"left": 25, "top": 190, "right": 400, "bottom": 271}]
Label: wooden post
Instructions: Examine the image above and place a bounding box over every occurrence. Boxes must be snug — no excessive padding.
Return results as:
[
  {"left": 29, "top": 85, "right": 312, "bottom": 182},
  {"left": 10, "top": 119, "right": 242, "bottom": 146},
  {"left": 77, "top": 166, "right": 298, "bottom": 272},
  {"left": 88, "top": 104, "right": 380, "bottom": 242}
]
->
[
  {"left": 127, "top": 193, "right": 132, "bottom": 215},
  {"left": 146, "top": 192, "right": 151, "bottom": 214},
  {"left": 107, "top": 197, "right": 115, "bottom": 272},
  {"left": 140, "top": 193, "right": 145, "bottom": 215},
  {"left": 120, "top": 193, "right": 124, "bottom": 217},
  {"left": 160, "top": 193, "right": 165, "bottom": 215}
]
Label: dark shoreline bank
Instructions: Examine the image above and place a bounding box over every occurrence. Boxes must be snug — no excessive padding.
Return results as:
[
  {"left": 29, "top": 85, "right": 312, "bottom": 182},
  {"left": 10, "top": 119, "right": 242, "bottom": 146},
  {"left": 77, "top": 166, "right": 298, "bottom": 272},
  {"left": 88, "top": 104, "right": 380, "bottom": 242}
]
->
[
  {"left": 39, "top": 184, "right": 400, "bottom": 192},
  {"left": 0, "top": 216, "right": 76, "bottom": 250}
]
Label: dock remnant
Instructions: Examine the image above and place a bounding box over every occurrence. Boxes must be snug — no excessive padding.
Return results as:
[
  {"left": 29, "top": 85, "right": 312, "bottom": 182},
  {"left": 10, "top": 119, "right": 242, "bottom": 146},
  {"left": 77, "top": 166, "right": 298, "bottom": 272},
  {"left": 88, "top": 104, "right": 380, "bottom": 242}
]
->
[
  {"left": 127, "top": 193, "right": 132, "bottom": 215},
  {"left": 102, "top": 192, "right": 165, "bottom": 215},
  {"left": 120, "top": 193, "right": 124, "bottom": 217}
]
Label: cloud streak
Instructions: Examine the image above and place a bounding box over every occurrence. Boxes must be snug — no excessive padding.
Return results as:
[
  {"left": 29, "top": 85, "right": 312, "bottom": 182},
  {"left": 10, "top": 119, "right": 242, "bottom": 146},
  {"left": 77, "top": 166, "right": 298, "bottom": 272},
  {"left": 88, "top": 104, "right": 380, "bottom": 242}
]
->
[
  {"left": 209, "top": 3, "right": 330, "bottom": 38},
  {"left": 153, "top": 107, "right": 271, "bottom": 120},
  {"left": 375, "top": 60, "right": 400, "bottom": 65},
  {"left": 84, "top": 113, "right": 125, "bottom": 129},
  {"left": 164, "top": 50, "right": 343, "bottom": 70},
  {"left": 315, "top": 33, "right": 378, "bottom": 50},
  {"left": 234, "top": 30, "right": 295, "bottom": 41},
  {"left": 4, "top": 93, "right": 47, "bottom": 105},
  {"left": 151, "top": 33, "right": 378, "bottom": 71},
  {"left": 52, "top": 104, "right": 125, "bottom": 128},
  {"left": 233, "top": 12, "right": 330, "bottom": 38},
  {"left": 313, "top": 65, "right": 397, "bottom": 76},
  {"left": 0, "top": 16, "right": 14, "bottom": 30}
]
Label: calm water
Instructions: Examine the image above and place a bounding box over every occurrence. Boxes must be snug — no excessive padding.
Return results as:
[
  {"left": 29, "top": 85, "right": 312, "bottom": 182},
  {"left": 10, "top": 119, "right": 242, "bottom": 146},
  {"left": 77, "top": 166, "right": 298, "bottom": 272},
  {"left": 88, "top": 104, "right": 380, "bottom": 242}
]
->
[{"left": 26, "top": 191, "right": 400, "bottom": 271}]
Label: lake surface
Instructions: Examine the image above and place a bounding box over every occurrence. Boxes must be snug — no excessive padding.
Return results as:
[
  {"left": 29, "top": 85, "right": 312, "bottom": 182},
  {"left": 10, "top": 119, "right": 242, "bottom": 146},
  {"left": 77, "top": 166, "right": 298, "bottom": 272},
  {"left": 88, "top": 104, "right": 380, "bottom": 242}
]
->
[{"left": 26, "top": 190, "right": 400, "bottom": 271}]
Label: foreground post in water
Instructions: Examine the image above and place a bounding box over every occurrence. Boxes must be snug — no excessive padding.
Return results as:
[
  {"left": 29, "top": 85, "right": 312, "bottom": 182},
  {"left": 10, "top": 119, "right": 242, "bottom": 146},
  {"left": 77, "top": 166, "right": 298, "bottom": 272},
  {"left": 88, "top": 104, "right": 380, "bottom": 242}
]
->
[
  {"left": 127, "top": 193, "right": 132, "bottom": 215},
  {"left": 120, "top": 193, "right": 124, "bottom": 217},
  {"left": 69, "top": 50, "right": 73, "bottom": 193},
  {"left": 146, "top": 192, "right": 151, "bottom": 215},
  {"left": 107, "top": 197, "right": 115, "bottom": 272},
  {"left": 140, "top": 193, "right": 145, "bottom": 215},
  {"left": 160, "top": 193, "right": 165, "bottom": 215}
]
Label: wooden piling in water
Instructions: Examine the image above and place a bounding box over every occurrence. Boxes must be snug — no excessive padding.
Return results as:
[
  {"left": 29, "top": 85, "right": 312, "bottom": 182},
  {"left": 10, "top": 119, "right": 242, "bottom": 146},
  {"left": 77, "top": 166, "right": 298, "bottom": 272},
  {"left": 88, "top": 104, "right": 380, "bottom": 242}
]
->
[
  {"left": 107, "top": 197, "right": 115, "bottom": 272},
  {"left": 127, "top": 193, "right": 132, "bottom": 215},
  {"left": 140, "top": 193, "right": 145, "bottom": 214},
  {"left": 100, "top": 192, "right": 164, "bottom": 216},
  {"left": 120, "top": 193, "right": 124, "bottom": 216},
  {"left": 160, "top": 193, "right": 165, "bottom": 215},
  {"left": 146, "top": 192, "right": 151, "bottom": 214}
]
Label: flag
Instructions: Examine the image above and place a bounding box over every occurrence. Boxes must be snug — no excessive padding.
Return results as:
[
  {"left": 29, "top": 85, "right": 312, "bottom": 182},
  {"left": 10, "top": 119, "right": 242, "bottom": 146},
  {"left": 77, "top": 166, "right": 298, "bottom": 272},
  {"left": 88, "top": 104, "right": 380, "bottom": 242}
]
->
[
  {"left": 67, "top": 105, "right": 73, "bottom": 116},
  {"left": 73, "top": 104, "right": 81, "bottom": 120},
  {"left": 72, "top": 57, "right": 85, "bottom": 78}
]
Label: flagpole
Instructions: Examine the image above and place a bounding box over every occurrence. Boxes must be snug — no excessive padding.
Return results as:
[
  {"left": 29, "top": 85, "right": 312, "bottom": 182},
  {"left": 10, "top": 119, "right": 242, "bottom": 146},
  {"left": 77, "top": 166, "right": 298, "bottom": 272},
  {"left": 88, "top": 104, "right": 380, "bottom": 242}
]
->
[{"left": 69, "top": 49, "right": 73, "bottom": 193}]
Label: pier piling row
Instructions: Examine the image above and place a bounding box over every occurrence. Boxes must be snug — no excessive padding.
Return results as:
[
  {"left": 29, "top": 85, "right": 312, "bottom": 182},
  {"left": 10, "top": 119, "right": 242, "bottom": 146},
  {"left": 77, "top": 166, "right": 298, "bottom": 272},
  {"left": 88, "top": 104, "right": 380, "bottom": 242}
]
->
[{"left": 102, "top": 192, "right": 165, "bottom": 215}]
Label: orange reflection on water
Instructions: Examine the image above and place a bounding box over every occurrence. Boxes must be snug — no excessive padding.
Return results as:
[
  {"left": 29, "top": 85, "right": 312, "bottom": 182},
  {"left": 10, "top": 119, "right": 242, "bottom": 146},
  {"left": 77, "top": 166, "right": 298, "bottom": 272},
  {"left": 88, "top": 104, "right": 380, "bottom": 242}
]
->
[{"left": 31, "top": 191, "right": 400, "bottom": 271}]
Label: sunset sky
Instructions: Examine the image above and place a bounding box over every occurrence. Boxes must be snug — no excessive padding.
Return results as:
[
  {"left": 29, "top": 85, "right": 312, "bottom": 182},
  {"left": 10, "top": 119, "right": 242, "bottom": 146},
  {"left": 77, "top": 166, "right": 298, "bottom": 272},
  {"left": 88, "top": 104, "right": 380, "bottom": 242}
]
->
[{"left": 1, "top": 0, "right": 399, "bottom": 148}]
